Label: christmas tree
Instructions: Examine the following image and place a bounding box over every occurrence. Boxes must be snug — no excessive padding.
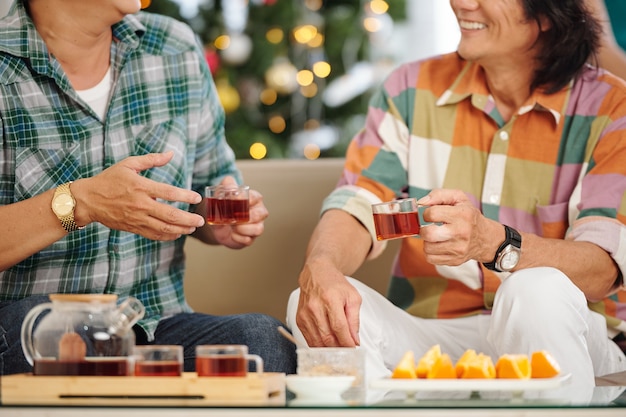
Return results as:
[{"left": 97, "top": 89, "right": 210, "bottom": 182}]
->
[{"left": 145, "top": 0, "right": 406, "bottom": 159}]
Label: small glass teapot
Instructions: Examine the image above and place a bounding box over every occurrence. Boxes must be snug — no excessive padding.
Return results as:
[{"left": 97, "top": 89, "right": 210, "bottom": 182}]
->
[{"left": 20, "top": 294, "right": 145, "bottom": 376}]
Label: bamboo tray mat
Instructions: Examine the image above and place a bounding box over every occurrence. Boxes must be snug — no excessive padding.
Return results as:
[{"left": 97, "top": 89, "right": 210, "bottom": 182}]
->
[{"left": 1, "top": 372, "right": 285, "bottom": 406}]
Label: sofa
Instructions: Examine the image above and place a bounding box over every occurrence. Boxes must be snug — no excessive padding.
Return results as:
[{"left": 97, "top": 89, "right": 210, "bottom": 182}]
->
[{"left": 183, "top": 158, "right": 399, "bottom": 322}]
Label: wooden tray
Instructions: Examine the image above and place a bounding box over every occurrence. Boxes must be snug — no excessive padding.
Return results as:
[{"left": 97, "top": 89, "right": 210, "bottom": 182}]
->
[{"left": 1, "top": 372, "right": 285, "bottom": 406}]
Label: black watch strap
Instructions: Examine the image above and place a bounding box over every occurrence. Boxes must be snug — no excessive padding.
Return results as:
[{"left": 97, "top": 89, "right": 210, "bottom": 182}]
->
[{"left": 483, "top": 225, "right": 522, "bottom": 272}]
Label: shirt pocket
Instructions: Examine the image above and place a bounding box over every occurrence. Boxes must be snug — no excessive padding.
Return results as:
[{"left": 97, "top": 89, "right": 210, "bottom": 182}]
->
[
  {"left": 14, "top": 143, "right": 81, "bottom": 201},
  {"left": 131, "top": 117, "right": 191, "bottom": 205}
]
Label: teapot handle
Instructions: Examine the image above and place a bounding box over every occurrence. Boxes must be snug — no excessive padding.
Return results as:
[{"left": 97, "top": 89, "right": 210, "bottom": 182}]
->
[
  {"left": 20, "top": 302, "right": 53, "bottom": 366},
  {"left": 109, "top": 296, "right": 145, "bottom": 335}
]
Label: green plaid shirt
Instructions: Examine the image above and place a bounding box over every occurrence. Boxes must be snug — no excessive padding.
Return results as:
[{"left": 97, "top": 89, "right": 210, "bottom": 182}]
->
[{"left": 0, "top": 2, "right": 241, "bottom": 339}]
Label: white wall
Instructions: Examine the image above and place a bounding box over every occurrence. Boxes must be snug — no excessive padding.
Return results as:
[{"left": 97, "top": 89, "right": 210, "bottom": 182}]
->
[
  {"left": 0, "top": 0, "right": 12, "bottom": 18},
  {"left": 402, "top": 0, "right": 459, "bottom": 62}
]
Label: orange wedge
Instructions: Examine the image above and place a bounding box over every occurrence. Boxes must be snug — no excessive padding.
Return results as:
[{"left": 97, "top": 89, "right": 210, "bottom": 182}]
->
[
  {"left": 495, "top": 354, "right": 531, "bottom": 379},
  {"left": 531, "top": 350, "right": 560, "bottom": 378},
  {"left": 458, "top": 352, "right": 496, "bottom": 379},
  {"left": 455, "top": 349, "right": 477, "bottom": 378},
  {"left": 416, "top": 344, "right": 442, "bottom": 378},
  {"left": 426, "top": 353, "right": 456, "bottom": 378},
  {"left": 391, "top": 350, "right": 417, "bottom": 379}
]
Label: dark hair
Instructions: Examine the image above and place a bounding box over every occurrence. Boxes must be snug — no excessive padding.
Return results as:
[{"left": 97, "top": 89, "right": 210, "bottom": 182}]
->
[{"left": 522, "top": 0, "right": 602, "bottom": 94}]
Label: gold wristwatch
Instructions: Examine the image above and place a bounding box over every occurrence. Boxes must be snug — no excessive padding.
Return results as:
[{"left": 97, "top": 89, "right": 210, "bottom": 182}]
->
[{"left": 51, "top": 182, "right": 83, "bottom": 233}]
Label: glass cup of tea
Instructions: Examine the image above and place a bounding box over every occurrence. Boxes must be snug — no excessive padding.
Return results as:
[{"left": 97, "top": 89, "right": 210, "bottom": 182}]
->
[
  {"left": 205, "top": 184, "right": 250, "bottom": 225},
  {"left": 372, "top": 198, "right": 423, "bottom": 241},
  {"left": 195, "top": 344, "right": 263, "bottom": 377},
  {"left": 133, "top": 345, "right": 183, "bottom": 377}
]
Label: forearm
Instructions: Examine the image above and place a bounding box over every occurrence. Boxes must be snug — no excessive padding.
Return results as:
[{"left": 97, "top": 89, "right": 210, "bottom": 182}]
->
[
  {"left": 586, "top": 0, "right": 626, "bottom": 79},
  {"left": 303, "top": 209, "right": 372, "bottom": 278},
  {"left": 597, "top": 45, "right": 626, "bottom": 80},
  {"left": 0, "top": 190, "right": 68, "bottom": 270},
  {"left": 516, "top": 232, "right": 620, "bottom": 301}
]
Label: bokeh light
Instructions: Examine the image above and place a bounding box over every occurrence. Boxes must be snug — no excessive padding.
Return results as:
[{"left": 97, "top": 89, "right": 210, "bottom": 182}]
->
[
  {"left": 214, "top": 35, "right": 230, "bottom": 50},
  {"left": 312, "top": 61, "right": 331, "bottom": 78},
  {"left": 249, "top": 142, "right": 267, "bottom": 160},
  {"left": 296, "top": 70, "right": 314, "bottom": 86},
  {"left": 303, "top": 143, "right": 321, "bottom": 160},
  {"left": 268, "top": 115, "right": 286, "bottom": 133},
  {"left": 259, "top": 88, "right": 278, "bottom": 106},
  {"left": 266, "top": 27, "right": 284, "bottom": 44},
  {"left": 293, "top": 25, "right": 318, "bottom": 44}
]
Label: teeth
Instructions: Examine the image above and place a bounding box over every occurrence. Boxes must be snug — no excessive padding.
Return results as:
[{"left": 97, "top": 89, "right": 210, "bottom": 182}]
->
[{"left": 459, "top": 20, "right": 486, "bottom": 30}]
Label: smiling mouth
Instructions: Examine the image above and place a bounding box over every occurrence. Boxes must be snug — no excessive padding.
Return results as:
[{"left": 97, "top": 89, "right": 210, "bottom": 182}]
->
[{"left": 459, "top": 20, "right": 486, "bottom": 30}]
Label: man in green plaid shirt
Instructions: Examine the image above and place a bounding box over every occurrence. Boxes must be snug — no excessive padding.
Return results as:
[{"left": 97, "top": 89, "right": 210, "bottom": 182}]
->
[{"left": 0, "top": 0, "right": 296, "bottom": 375}]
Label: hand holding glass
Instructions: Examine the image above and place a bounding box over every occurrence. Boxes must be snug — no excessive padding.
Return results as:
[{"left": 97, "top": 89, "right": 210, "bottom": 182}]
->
[{"left": 205, "top": 185, "right": 250, "bottom": 225}]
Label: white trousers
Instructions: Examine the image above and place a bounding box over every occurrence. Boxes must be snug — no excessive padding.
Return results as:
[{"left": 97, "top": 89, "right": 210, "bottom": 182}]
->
[{"left": 286, "top": 267, "right": 626, "bottom": 402}]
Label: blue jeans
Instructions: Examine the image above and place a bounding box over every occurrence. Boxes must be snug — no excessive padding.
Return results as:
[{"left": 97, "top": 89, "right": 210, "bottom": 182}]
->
[{"left": 0, "top": 296, "right": 296, "bottom": 375}]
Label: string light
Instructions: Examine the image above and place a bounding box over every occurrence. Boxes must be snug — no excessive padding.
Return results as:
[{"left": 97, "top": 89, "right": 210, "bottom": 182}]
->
[
  {"left": 214, "top": 35, "right": 230, "bottom": 50},
  {"left": 266, "top": 27, "right": 284, "bottom": 44},
  {"left": 370, "top": 0, "right": 389, "bottom": 15},
  {"left": 293, "top": 25, "right": 318, "bottom": 44},
  {"left": 268, "top": 115, "right": 286, "bottom": 133},
  {"left": 312, "top": 61, "right": 331, "bottom": 78},
  {"left": 303, "top": 143, "right": 321, "bottom": 160},
  {"left": 296, "top": 70, "right": 314, "bottom": 87},
  {"left": 259, "top": 88, "right": 278, "bottom": 106},
  {"left": 300, "top": 83, "right": 318, "bottom": 98},
  {"left": 249, "top": 142, "right": 267, "bottom": 160}
]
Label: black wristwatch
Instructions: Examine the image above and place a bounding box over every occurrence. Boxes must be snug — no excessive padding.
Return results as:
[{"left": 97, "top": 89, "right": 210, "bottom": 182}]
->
[{"left": 483, "top": 225, "right": 522, "bottom": 272}]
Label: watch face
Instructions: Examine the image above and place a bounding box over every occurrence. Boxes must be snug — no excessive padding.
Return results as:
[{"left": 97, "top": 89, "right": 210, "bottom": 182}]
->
[
  {"left": 53, "top": 193, "right": 75, "bottom": 216},
  {"left": 500, "top": 250, "right": 521, "bottom": 271}
]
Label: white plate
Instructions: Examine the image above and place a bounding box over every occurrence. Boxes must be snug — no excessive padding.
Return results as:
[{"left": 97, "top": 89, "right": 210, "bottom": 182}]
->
[
  {"left": 370, "top": 374, "right": 571, "bottom": 393},
  {"left": 286, "top": 375, "right": 356, "bottom": 401}
]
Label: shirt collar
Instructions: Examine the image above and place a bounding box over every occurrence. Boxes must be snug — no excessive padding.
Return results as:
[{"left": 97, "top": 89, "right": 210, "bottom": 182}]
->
[{"left": 435, "top": 57, "right": 566, "bottom": 126}]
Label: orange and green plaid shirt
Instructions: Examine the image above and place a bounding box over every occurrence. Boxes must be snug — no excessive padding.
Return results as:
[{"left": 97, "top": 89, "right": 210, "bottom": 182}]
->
[{"left": 323, "top": 53, "right": 626, "bottom": 334}]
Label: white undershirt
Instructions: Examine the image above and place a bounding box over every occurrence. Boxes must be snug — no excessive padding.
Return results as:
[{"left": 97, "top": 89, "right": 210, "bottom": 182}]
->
[{"left": 75, "top": 68, "right": 112, "bottom": 120}]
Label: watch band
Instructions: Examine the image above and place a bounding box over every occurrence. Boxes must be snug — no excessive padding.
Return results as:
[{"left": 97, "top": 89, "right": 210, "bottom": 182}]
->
[
  {"left": 52, "top": 182, "right": 83, "bottom": 233},
  {"left": 483, "top": 225, "right": 522, "bottom": 272}
]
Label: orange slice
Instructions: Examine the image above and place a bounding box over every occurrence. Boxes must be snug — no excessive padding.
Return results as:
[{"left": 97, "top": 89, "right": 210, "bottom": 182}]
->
[
  {"left": 391, "top": 350, "right": 417, "bottom": 379},
  {"left": 426, "top": 353, "right": 456, "bottom": 379},
  {"left": 458, "top": 352, "right": 496, "bottom": 379},
  {"left": 531, "top": 350, "right": 560, "bottom": 378},
  {"left": 455, "top": 349, "right": 477, "bottom": 378},
  {"left": 416, "top": 344, "right": 442, "bottom": 378},
  {"left": 495, "top": 354, "right": 531, "bottom": 379}
]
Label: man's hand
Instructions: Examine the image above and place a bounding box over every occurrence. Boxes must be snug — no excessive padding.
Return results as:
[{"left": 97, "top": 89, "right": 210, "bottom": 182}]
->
[
  {"left": 417, "top": 189, "right": 503, "bottom": 266},
  {"left": 207, "top": 176, "right": 270, "bottom": 249},
  {"left": 296, "top": 259, "right": 362, "bottom": 347},
  {"left": 72, "top": 151, "right": 205, "bottom": 241}
]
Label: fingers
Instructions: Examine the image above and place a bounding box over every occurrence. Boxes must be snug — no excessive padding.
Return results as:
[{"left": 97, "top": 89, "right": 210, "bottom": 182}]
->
[
  {"left": 296, "top": 276, "right": 361, "bottom": 348},
  {"left": 417, "top": 188, "right": 469, "bottom": 206},
  {"left": 124, "top": 151, "right": 175, "bottom": 173}
]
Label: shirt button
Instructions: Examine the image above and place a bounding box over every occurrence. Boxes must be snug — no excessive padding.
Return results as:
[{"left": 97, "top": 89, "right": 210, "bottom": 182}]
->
[
  {"left": 499, "top": 131, "right": 509, "bottom": 141},
  {"left": 490, "top": 194, "right": 500, "bottom": 204}
]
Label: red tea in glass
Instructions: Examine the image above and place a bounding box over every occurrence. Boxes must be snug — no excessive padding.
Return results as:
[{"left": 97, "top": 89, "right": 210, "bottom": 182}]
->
[
  {"left": 372, "top": 198, "right": 421, "bottom": 240},
  {"left": 196, "top": 355, "right": 247, "bottom": 377},
  {"left": 33, "top": 357, "right": 129, "bottom": 376},
  {"left": 133, "top": 345, "right": 183, "bottom": 377},
  {"left": 205, "top": 197, "right": 250, "bottom": 224},
  {"left": 135, "top": 360, "right": 182, "bottom": 376},
  {"left": 195, "top": 344, "right": 263, "bottom": 377},
  {"left": 205, "top": 185, "right": 250, "bottom": 225}
]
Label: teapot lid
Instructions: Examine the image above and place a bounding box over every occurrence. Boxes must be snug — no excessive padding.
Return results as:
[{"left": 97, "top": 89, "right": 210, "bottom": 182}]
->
[{"left": 49, "top": 294, "right": 118, "bottom": 303}]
